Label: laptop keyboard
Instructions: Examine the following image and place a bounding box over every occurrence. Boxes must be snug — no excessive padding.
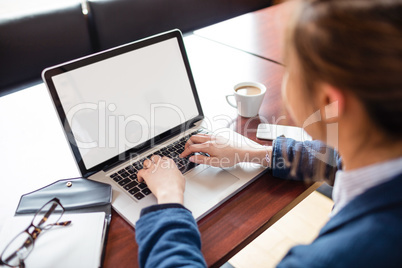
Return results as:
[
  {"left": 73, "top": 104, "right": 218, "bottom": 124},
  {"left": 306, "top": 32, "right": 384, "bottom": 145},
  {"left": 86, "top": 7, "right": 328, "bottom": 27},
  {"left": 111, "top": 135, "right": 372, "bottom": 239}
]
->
[{"left": 109, "top": 129, "right": 208, "bottom": 201}]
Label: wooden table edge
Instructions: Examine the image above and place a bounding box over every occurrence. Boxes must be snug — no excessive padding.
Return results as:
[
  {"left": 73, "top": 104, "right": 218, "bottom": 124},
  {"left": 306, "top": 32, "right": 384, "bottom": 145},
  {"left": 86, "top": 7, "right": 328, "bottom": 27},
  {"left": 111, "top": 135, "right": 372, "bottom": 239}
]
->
[{"left": 210, "top": 181, "right": 323, "bottom": 268}]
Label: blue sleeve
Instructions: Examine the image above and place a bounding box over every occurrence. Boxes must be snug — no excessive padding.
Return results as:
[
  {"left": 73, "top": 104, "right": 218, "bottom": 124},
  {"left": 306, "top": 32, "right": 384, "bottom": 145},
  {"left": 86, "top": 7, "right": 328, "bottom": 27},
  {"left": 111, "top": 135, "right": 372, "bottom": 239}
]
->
[
  {"left": 135, "top": 204, "right": 207, "bottom": 268},
  {"left": 272, "top": 137, "right": 341, "bottom": 184}
]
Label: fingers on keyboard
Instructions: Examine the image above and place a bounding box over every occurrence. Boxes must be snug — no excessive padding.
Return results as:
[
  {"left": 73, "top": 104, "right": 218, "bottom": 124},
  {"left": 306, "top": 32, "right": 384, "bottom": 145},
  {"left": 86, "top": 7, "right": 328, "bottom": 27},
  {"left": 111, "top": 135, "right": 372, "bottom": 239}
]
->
[{"left": 110, "top": 129, "right": 209, "bottom": 200}]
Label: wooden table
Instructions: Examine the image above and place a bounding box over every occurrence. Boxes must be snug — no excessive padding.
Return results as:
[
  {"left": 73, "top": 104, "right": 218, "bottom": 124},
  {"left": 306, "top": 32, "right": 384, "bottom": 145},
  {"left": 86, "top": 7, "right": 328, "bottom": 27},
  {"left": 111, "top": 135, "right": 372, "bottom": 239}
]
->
[
  {"left": 0, "top": 2, "right": 319, "bottom": 267},
  {"left": 194, "top": 1, "right": 295, "bottom": 65}
]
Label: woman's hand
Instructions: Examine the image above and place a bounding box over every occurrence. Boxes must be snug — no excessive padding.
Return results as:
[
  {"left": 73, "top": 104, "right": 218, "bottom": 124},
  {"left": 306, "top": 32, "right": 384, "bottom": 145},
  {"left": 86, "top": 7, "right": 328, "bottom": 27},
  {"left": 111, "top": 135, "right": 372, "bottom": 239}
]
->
[
  {"left": 180, "top": 133, "right": 271, "bottom": 168},
  {"left": 137, "top": 155, "right": 185, "bottom": 205}
]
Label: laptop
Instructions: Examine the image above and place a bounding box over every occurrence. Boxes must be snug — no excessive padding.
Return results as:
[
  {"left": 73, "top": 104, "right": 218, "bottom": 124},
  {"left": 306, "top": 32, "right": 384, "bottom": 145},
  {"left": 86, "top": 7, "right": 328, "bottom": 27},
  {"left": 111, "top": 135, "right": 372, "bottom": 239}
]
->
[{"left": 42, "top": 29, "right": 265, "bottom": 227}]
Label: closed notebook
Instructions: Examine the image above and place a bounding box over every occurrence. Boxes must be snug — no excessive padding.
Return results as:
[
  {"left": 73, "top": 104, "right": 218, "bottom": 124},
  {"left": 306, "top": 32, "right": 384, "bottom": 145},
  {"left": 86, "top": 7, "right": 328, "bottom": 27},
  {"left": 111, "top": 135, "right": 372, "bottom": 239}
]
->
[
  {"left": 0, "top": 212, "right": 106, "bottom": 268},
  {"left": 0, "top": 177, "right": 112, "bottom": 267}
]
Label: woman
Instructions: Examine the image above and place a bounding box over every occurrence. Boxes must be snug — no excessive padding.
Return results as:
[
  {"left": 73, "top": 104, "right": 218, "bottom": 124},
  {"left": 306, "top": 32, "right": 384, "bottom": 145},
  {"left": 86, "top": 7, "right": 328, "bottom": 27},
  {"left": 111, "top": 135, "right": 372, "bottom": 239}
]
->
[{"left": 135, "top": 0, "right": 402, "bottom": 267}]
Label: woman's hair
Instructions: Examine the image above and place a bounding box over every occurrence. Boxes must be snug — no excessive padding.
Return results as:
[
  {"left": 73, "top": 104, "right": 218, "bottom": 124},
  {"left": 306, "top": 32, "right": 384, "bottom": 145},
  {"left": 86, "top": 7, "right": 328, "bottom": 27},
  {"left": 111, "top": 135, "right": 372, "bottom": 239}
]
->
[{"left": 285, "top": 0, "right": 402, "bottom": 139}]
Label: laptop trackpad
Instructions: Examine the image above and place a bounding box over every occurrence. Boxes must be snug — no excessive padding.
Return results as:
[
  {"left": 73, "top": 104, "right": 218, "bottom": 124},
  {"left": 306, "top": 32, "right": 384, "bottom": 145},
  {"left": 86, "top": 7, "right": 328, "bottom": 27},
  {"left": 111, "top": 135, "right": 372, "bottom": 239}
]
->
[{"left": 185, "top": 165, "right": 239, "bottom": 203}]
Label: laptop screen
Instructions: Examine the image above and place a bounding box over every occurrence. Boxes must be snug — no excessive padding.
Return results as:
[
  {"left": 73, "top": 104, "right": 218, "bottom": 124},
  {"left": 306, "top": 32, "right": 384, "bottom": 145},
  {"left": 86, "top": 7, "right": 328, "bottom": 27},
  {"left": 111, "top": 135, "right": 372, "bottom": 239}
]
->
[{"left": 43, "top": 30, "right": 202, "bottom": 175}]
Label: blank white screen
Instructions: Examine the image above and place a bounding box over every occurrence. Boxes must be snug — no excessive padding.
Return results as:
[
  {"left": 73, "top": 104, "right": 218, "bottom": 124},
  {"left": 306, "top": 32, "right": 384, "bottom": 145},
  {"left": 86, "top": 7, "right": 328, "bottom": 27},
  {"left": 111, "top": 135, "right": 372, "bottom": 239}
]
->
[{"left": 52, "top": 38, "right": 199, "bottom": 169}]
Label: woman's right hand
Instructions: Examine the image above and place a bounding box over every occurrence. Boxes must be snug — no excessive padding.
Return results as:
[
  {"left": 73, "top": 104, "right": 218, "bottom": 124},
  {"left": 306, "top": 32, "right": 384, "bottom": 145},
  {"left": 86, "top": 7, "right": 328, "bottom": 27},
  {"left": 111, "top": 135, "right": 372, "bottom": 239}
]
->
[
  {"left": 179, "top": 133, "right": 271, "bottom": 168},
  {"left": 137, "top": 155, "right": 185, "bottom": 204}
]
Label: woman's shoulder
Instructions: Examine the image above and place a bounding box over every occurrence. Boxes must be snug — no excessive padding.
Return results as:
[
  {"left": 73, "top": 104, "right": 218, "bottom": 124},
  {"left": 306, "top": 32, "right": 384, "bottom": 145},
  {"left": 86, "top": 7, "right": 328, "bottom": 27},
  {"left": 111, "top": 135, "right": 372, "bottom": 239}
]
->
[{"left": 278, "top": 174, "right": 402, "bottom": 267}]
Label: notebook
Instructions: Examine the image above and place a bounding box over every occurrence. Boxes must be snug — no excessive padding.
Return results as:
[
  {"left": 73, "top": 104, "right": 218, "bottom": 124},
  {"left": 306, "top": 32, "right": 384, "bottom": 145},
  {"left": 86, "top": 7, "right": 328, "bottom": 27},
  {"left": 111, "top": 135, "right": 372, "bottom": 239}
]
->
[
  {"left": 0, "top": 213, "right": 106, "bottom": 268},
  {"left": 42, "top": 29, "right": 265, "bottom": 227}
]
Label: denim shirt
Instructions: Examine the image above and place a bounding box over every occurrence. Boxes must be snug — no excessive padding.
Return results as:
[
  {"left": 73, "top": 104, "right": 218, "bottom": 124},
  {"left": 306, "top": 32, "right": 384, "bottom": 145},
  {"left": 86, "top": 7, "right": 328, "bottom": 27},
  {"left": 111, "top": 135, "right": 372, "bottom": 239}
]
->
[{"left": 135, "top": 138, "right": 402, "bottom": 267}]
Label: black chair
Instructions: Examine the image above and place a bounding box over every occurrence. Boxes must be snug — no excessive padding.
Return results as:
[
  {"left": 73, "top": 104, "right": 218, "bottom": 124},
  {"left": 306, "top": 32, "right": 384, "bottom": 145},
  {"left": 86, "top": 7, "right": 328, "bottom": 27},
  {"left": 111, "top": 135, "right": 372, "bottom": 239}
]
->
[
  {"left": 0, "top": 2, "right": 93, "bottom": 95},
  {"left": 87, "top": 0, "right": 272, "bottom": 51}
]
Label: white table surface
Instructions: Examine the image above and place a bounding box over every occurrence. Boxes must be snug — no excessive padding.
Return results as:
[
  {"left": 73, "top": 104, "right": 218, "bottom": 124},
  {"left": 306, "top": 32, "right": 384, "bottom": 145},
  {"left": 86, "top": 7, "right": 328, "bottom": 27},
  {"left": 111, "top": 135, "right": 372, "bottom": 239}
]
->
[
  {"left": 0, "top": 35, "right": 276, "bottom": 233},
  {"left": 0, "top": 83, "right": 81, "bottom": 232}
]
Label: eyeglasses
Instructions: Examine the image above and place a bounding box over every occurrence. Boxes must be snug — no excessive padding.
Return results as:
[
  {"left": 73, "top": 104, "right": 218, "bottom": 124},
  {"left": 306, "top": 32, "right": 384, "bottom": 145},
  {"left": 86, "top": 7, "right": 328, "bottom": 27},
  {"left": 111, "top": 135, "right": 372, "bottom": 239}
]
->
[{"left": 0, "top": 198, "right": 71, "bottom": 268}]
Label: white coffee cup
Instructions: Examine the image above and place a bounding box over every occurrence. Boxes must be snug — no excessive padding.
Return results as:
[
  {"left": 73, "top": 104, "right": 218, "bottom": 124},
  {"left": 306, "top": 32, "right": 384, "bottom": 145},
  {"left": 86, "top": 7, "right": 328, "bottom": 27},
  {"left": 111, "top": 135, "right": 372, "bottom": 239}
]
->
[{"left": 226, "top": 82, "right": 266, "bottom": 118}]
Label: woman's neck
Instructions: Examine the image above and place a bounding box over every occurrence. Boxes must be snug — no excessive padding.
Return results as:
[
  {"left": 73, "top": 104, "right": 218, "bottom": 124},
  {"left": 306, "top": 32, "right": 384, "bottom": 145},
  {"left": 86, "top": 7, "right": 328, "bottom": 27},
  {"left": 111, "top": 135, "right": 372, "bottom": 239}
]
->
[{"left": 339, "top": 131, "right": 402, "bottom": 171}]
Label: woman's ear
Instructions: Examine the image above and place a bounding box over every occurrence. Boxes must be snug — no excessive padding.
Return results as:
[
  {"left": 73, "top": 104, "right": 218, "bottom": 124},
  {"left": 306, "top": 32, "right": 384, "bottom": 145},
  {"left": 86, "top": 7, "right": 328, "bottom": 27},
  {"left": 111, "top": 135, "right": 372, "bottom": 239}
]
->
[{"left": 319, "top": 83, "right": 345, "bottom": 123}]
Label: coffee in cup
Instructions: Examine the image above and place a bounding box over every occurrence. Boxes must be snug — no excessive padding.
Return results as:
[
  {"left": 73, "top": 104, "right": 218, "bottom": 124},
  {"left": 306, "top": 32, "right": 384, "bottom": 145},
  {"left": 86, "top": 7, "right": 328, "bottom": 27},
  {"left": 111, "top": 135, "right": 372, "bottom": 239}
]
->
[
  {"left": 226, "top": 82, "right": 266, "bottom": 118},
  {"left": 235, "top": 86, "right": 261, "bottom": 96}
]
